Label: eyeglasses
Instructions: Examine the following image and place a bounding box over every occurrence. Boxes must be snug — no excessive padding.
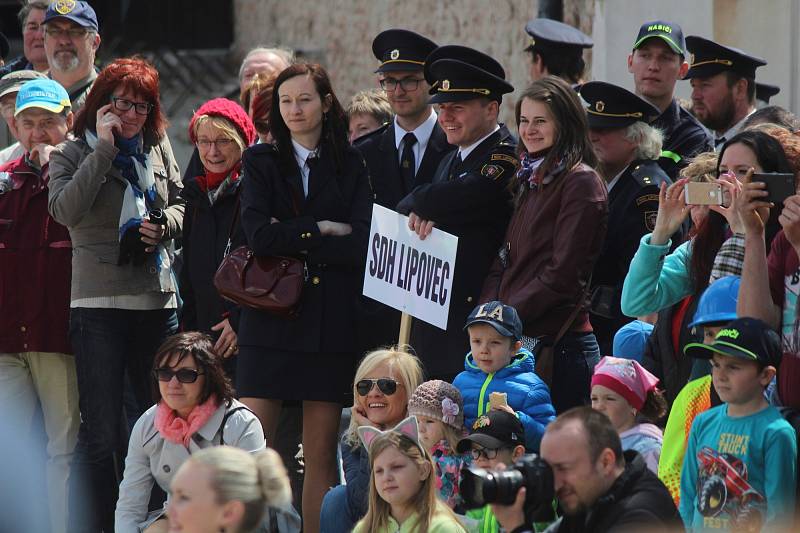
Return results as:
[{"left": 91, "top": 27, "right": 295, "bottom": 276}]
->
[
  {"left": 356, "top": 378, "right": 401, "bottom": 396},
  {"left": 153, "top": 367, "right": 205, "bottom": 383},
  {"left": 380, "top": 77, "right": 424, "bottom": 92},
  {"left": 44, "top": 27, "right": 89, "bottom": 40},
  {"left": 111, "top": 96, "right": 154, "bottom": 116},
  {"left": 470, "top": 446, "right": 511, "bottom": 461},
  {"left": 24, "top": 23, "right": 43, "bottom": 33},
  {"left": 196, "top": 138, "right": 237, "bottom": 150}
]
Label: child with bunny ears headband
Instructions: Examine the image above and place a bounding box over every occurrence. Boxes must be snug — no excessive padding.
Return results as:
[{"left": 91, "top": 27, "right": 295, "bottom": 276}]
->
[{"left": 353, "top": 417, "right": 467, "bottom": 533}]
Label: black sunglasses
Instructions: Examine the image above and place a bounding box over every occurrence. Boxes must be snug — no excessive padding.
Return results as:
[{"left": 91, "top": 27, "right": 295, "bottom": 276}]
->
[
  {"left": 356, "top": 378, "right": 401, "bottom": 396},
  {"left": 153, "top": 367, "right": 204, "bottom": 384}
]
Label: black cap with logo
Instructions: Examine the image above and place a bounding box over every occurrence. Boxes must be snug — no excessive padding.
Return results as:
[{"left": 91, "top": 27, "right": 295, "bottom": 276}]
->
[
  {"left": 633, "top": 20, "right": 686, "bottom": 56},
  {"left": 372, "top": 29, "right": 438, "bottom": 74},
  {"left": 684, "top": 317, "right": 782, "bottom": 367},
  {"left": 524, "top": 18, "right": 593, "bottom": 52},
  {"left": 425, "top": 46, "right": 513, "bottom": 104},
  {"left": 457, "top": 410, "right": 526, "bottom": 452},
  {"left": 684, "top": 36, "right": 766, "bottom": 80}
]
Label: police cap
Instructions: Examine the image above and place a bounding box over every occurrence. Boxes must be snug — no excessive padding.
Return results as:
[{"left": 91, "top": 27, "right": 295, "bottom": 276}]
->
[
  {"left": 424, "top": 45, "right": 506, "bottom": 84},
  {"left": 755, "top": 82, "right": 780, "bottom": 104},
  {"left": 685, "top": 36, "right": 766, "bottom": 79},
  {"left": 372, "top": 29, "right": 438, "bottom": 73},
  {"left": 580, "top": 81, "right": 661, "bottom": 129},
  {"left": 524, "top": 18, "right": 593, "bottom": 52},
  {"left": 427, "top": 58, "right": 513, "bottom": 104}
]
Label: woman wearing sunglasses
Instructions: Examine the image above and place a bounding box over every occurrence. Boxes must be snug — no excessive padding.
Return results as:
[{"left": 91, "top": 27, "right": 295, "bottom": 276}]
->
[
  {"left": 320, "top": 348, "right": 424, "bottom": 533},
  {"left": 115, "top": 331, "right": 266, "bottom": 533},
  {"left": 48, "top": 57, "right": 184, "bottom": 531}
]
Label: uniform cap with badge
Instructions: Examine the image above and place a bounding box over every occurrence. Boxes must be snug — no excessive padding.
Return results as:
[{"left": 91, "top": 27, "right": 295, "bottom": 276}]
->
[
  {"left": 372, "top": 28, "right": 438, "bottom": 73},
  {"left": 424, "top": 46, "right": 513, "bottom": 104},
  {"left": 632, "top": 20, "right": 686, "bottom": 56},
  {"left": 524, "top": 18, "right": 593, "bottom": 53},
  {"left": 43, "top": 0, "right": 99, "bottom": 32},
  {"left": 684, "top": 36, "right": 766, "bottom": 80},
  {"left": 755, "top": 82, "right": 780, "bottom": 105},
  {"left": 579, "top": 80, "right": 661, "bottom": 129}
]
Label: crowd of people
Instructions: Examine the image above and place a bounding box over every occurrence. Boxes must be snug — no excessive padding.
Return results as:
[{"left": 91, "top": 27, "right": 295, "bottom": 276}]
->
[{"left": 4, "top": 1, "right": 800, "bottom": 532}]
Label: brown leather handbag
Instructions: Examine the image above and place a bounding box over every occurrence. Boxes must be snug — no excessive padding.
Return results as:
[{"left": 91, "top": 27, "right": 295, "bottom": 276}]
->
[{"left": 214, "top": 191, "right": 306, "bottom": 317}]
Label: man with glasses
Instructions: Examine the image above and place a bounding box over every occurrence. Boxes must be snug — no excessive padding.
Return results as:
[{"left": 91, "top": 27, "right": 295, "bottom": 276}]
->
[
  {"left": 0, "top": 2, "right": 49, "bottom": 77},
  {"left": 43, "top": 0, "right": 101, "bottom": 114},
  {"left": 0, "top": 78, "right": 78, "bottom": 533},
  {"left": 354, "top": 29, "right": 454, "bottom": 356}
]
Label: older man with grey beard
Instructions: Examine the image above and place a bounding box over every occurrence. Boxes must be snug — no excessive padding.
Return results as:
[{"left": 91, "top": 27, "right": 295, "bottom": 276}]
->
[{"left": 42, "top": 1, "right": 100, "bottom": 114}]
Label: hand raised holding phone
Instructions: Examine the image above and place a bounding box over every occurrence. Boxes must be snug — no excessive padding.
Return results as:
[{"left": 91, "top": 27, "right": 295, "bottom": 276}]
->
[{"left": 96, "top": 103, "right": 122, "bottom": 143}]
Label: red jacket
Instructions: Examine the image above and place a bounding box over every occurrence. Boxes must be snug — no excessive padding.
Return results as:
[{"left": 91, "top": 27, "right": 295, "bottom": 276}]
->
[{"left": 0, "top": 155, "right": 72, "bottom": 354}]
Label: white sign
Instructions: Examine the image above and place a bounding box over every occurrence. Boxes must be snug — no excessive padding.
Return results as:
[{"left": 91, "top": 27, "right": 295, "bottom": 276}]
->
[{"left": 363, "top": 204, "right": 458, "bottom": 330}]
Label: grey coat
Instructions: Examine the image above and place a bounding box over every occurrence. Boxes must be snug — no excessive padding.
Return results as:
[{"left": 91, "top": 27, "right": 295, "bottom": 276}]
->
[
  {"left": 47, "top": 133, "right": 184, "bottom": 300},
  {"left": 114, "top": 399, "right": 265, "bottom": 533}
]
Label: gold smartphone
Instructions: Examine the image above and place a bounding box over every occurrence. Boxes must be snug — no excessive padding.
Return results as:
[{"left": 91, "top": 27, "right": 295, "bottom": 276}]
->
[{"left": 684, "top": 181, "right": 723, "bottom": 205}]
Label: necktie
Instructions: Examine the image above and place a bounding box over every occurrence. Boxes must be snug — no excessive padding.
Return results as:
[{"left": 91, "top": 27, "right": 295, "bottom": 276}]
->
[
  {"left": 449, "top": 152, "right": 463, "bottom": 180},
  {"left": 400, "top": 132, "right": 417, "bottom": 191}
]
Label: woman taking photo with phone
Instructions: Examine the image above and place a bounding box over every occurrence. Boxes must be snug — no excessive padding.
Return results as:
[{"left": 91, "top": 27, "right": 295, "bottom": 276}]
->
[
  {"left": 236, "top": 62, "right": 372, "bottom": 533},
  {"left": 47, "top": 57, "right": 184, "bottom": 531}
]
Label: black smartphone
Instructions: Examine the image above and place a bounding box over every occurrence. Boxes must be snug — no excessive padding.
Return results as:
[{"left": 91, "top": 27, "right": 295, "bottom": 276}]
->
[{"left": 751, "top": 172, "right": 796, "bottom": 205}]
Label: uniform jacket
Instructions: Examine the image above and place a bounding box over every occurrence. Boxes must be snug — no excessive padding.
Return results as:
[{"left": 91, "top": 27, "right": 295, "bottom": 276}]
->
[
  {"left": 453, "top": 348, "right": 556, "bottom": 451},
  {"left": 481, "top": 162, "right": 607, "bottom": 339},
  {"left": 178, "top": 170, "right": 243, "bottom": 333},
  {"left": 0, "top": 156, "right": 72, "bottom": 354},
  {"left": 115, "top": 399, "right": 265, "bottom": 533},
  {"left": 397, "top": 125, "right": 516, "bottom": 377},
  {"left": 47, "top": 134, "right": 184, "bottom": 300},
  {"left": 654, "top": 99, "right": 714, "bottom": 181},
  {"left": 237, "top": 141, "right": 372, "bottom": 353},
  {"left": 591, "top": 160, "right": 672, "bottom": 352},
  {"left": 544, "top": 451, "right": 682, "bottom": 533},
  {"left": 354, "top": 119, "right": 454, "bottom": 209}
]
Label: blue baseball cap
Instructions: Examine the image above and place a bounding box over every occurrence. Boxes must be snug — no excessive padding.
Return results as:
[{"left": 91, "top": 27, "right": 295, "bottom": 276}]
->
[
  {"left": 612, "top": 320, "right": 654, "bottom": 363},
  {"left": 464, "top": 301, "right": 523, "bottom": 340},
  {"left": 44, "top": 1, "right": 99, "bottom": 32},
  {"left": 15, "top": 79, "right": 71, "bottom": 117}
]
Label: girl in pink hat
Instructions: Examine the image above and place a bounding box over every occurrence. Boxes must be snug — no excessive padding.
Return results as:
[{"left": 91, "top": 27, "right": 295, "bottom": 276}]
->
[{"left": 590, "top": 356, "right": 667, "bottom": 472}]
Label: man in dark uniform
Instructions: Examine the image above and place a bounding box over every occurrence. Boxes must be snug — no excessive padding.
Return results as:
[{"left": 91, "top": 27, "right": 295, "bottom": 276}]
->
[
  {"left": 580, "top": 81, "right": 673, "bottom": 355},
  {"left": 354, "top": 29, "right": 455, "bottom": 355},
  {"left": 397, "top": 46, "right": 516, "bottom": 382},
  {"left": 755, "top": 82, "right": 780, "bottom": 106},
  {"left": 524, "top": 18, "right": 593, "bottom": 85},
  {"left": 685, "top": 36, "right": 766, "bottom": 149},
  {"left": 627, "top": 21, "right": 712, "bottom": 180}
]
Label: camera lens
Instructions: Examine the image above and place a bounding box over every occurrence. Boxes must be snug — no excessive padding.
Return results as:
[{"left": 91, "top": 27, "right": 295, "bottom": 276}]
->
[{"left": 460, "top": 466, "right": 525, "bottom": 508}]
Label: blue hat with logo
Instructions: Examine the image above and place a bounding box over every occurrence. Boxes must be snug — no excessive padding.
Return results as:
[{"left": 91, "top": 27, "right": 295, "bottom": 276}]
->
[
  {"left": 464, "top": 301, "right": 523, "bottom": 340},
  {"left": 15, "top": 79, "right": 71, "bottom": 117},
  {"left": 44, "top": 1, "right": 99, "bottom": 32}
]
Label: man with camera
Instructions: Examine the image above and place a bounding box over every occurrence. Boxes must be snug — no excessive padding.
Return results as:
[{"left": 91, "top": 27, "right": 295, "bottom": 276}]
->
[{"left": 485, "top": 407, "right": 680, "bottom": 533}]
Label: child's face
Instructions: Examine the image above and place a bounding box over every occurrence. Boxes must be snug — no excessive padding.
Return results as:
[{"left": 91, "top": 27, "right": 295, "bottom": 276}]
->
[
  {"left": 710, "top": 353, "right": 770, "bottom": 405},
  {"left": 415, "top": 415, "right": 445, "bottom": 452},
  {"left": 373, "top": 445, "right": 428, "bottom": 512},
  {"left": 468, "top": 323, "right": 518, "bottom": 374},
  {"left": 470, "top": 442, "right": 518, "bottom": 471},
  {"left": 590, "top": 385, "right": 636, "bottom": 433},
  {"left": 703, "top": 325, "right": 723, "bottom": 345}
]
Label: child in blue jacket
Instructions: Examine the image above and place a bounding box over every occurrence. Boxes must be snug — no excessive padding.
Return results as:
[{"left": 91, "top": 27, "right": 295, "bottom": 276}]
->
[{"left": 453, "top": 301, "right": 556, "bottom": 451}]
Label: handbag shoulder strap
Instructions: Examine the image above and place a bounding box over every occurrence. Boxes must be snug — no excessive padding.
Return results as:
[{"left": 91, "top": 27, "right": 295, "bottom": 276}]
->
[
  {"left": 553, "top": 273, "right": 593, "bottom": 345},
  {"left": 222, "top": 191, "right": 242, "bottom": 257}
]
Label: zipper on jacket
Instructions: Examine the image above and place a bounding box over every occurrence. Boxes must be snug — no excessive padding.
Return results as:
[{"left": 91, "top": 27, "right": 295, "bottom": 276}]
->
[{"left": 477, "top": 373, "right": 495, "bottom": 418}]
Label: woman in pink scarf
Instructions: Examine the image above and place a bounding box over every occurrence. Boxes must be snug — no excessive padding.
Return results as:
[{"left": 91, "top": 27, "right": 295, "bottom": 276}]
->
[{"left": 114, "top": 332, "right": 270, "bottom": 533}]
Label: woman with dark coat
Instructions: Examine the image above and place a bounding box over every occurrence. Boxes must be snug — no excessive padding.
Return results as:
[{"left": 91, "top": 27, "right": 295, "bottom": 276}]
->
[
  {"left": 236, "top": 63, "right": 372, "bottom": 533},
  {"left": 179, "top": 98, "right": 256, "bottom": 369}
]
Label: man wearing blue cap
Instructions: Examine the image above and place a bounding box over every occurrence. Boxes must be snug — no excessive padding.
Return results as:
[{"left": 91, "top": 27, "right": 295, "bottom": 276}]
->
[
  {"left": 396, "top": 45, "right": 516, "bottom": 382},
  {"left": 355, "top": 29, "right": 455, "bottom": 355},
  {"left": 43, "top": 0, "right": 100, "bottom": 113},
  {"left": 0, "top": 78, "right": 77, "bottom": 533},
  {"left": 685, "top": 36, "right": 766, "bottom": 148},
  {"left": 628, "top": 21, "right": 713, "bottom": 180}
]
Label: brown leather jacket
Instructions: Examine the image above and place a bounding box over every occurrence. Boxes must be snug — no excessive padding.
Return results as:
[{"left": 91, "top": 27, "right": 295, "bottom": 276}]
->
[{"left": 481, "top": 162, "right": 608, "bottom": 337}]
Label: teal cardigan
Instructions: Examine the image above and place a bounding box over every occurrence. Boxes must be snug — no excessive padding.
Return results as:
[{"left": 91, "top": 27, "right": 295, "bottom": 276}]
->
[{"left": 620, "top": 234, "right": 693, "bottom": 318}]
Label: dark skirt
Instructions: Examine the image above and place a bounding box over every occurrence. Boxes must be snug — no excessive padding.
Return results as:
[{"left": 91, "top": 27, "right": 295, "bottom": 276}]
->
[{"left": 235, "top": 345, "right": 358, "bottom": 403}]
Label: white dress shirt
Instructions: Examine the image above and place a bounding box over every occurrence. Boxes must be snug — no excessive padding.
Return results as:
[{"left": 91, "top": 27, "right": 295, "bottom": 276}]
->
[{"left": 394, "top": 110, "right": 438, "bottom": 174}]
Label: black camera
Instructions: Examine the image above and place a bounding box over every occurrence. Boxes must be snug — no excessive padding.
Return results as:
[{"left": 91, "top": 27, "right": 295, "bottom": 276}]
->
[
  {"left": 118, "top": 209, "right": 167, "bottom": 266},
  {"left": 460, "top": 454, "right": 555, "bottom": 522}
]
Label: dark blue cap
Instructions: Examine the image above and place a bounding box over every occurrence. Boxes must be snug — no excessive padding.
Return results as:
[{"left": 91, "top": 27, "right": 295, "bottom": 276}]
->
[
  {"left": 524, "top": 18, "right": 593, "bottom": 51},
  {"left": 685, "top": 36, "right": 766, "bottom": 80},
  {"left": 756, "top": 82, "right": 780, "bottom": 104},
  {"left": 633, "top": 20, "right": 686, "bottom": 56},
  {"left": 464, "top": 301, "right": 523, "bottom": 340},
  {"left": 424, "top": 45, "right": 506, "bottom": 83},
  {"left": 372, "top": 29, "right": 438, "bottom": 73},
  {"left": 424, "top": 46, "right": 512, "bottom": 104},
  {"left": 683, "top": 317, "right": 782, "bottom": 367},
  {"left": 580, "top": 81, "right": 661, "bottom": 129},
  {"left": 44, "top": 1, "right": 99, "bottom": 32}
]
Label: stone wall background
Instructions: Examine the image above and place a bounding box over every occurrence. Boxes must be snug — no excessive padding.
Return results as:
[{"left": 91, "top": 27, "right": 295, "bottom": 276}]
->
[{"left": 233, "top": 0, "right": 595, "bottom": 126}]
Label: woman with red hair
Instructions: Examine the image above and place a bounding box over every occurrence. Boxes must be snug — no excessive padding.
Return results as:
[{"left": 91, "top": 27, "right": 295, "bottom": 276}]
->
[{"left": 47, "top": 57, "right": 184, "bottom": 532}]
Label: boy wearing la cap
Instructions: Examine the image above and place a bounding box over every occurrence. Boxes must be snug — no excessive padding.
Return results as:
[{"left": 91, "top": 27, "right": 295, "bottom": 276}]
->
[
  {"left": 679, "top": 317, "right": 796, "bottom": 531},
  {"left": 453, "top": 301, "right": 555, "bottom": 452},
  {"left": 0, "top": 78, "right": 77, "bottom": 533}
]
